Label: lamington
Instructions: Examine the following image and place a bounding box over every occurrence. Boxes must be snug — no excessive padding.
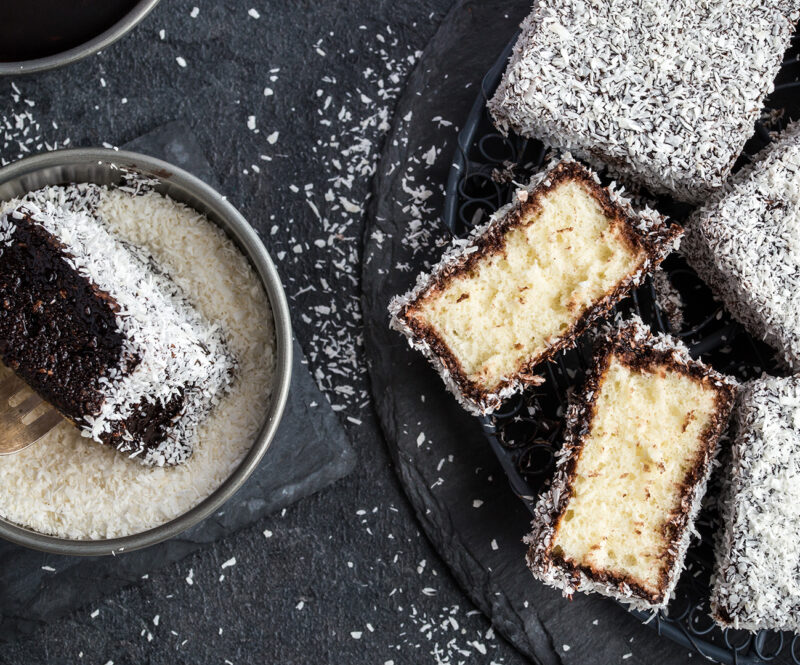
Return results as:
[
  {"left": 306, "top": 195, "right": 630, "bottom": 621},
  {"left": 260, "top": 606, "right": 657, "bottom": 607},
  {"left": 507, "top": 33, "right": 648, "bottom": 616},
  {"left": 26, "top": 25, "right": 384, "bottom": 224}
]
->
[
  {"left": 488, "top": 0, "right": 800, "bottom": 203},
  {"left": 712, "top": 375, "right": 800, "bottom": 633},
  {"left": 526, "top": 318, "right": 736, "bottom": 610},
  {"left": 388, "top": 157, "right": 681, "bottom": 415},
  {"left": 682, "top": 120, "right": 800, "bottom": 372},
  {"left": 0, "top": 198, "right": 235, "bottom": 466}
]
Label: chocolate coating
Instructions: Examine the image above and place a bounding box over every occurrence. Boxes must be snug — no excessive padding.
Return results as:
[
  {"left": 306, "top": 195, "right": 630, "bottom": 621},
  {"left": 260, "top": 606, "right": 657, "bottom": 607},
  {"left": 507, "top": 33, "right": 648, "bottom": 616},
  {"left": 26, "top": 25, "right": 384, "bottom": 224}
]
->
[
  {"left": 0, "top": 210, "right": 191, "bottom": 455},
  {"left": 0, "top": 211, "right": 129, "bottom": 420}
]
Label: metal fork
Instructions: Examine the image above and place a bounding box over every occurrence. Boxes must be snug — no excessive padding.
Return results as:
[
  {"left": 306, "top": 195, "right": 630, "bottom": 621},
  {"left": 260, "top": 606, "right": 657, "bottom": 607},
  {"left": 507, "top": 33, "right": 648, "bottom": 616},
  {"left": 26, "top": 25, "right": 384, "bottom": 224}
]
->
[{"left": 0, "top": 373, "right": 63, "bottom": 455}]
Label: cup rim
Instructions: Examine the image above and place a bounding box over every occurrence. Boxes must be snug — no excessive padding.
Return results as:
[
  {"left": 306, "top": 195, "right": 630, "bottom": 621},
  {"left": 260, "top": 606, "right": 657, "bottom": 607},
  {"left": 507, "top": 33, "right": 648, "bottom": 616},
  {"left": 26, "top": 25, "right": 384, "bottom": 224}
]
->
[{"left": 0, "top": 0, "right": 161, "bottom": 76}]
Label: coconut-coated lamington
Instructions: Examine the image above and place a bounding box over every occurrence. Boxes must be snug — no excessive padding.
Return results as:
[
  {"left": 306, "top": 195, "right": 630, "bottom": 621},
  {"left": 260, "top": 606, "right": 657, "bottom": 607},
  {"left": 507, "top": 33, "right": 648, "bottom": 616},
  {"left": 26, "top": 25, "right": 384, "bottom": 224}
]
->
[
  {"left": 683, "top": 121, "right": 800, "bottom": 373},
  {"left": 0, "top": 196, "right": 234, "bottom": 466},
  {"left": 389, "top": 157, "right": 681, "bottom": 415},
  {"left": 526, "top": 318, "right": 736, "bottom": 610},
  {"left": 489, "top": 0, "right": 800, "bottom": 202},
  {"left": 712, "top": 374, "right": 800, "bottom": 632}
]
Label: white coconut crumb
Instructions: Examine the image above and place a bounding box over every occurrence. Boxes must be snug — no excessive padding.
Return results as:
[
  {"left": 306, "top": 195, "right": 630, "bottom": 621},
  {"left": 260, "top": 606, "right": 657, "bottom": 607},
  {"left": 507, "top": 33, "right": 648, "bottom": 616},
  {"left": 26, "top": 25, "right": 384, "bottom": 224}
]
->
[
  {"left": 263, "top": 529, "right": 273, "bottom": 538},
  {"left": 0, "top": 186, "right": 275, "bottom": 539},
  {"left": 387, "top": 601, "right": 506, "bottom": 663},
  {"left": 248, "top": 8, "right": 260, "bottom": 19},
  {"left": 267, "top": 131, "right": 279, "bottom": 144},
  {"left": 270, "top": 35, "right": 420, "bottom": 415},
  {"left": 176, "top": 56, "right": 187, "bottom": 68},
  {"left": 0, "top": 87, "right": 70, "bottom": 164},
  {"left": 189, "top": 6, "right": 199, "bottom": 18},
  {"left": 489, "top": 0, "right": 800, "bottom": 202},
  {"left": 221, "top": 557, "right": 237, "bottom": 569}
]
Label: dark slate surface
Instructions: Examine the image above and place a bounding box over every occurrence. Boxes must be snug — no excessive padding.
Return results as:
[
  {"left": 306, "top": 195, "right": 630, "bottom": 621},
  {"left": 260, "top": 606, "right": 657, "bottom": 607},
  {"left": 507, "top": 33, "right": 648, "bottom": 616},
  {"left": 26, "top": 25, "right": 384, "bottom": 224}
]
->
[
  {"left": 362, "top": 1, "right": 696, "bottom": 664},
  {"left": 0, "top": 1, "right": 533, "bottom": 664},
  {"left": 0, "top": 122, "right": 355, "bottom": 643}
]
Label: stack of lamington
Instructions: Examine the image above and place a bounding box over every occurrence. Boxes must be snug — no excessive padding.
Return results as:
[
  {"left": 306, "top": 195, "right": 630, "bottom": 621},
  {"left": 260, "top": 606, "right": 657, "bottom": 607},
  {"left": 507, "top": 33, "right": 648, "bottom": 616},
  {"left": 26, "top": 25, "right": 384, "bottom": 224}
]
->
[{"left": 390, "top": 0, "right": 800, "bottom": 621}]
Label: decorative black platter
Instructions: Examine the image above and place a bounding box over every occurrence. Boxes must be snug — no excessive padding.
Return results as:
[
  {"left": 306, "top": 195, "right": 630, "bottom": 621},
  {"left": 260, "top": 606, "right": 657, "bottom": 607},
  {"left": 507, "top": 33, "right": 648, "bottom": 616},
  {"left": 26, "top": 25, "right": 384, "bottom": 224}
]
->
[{"left": 442, "top": 31, "right": 800, "bottom": 665}]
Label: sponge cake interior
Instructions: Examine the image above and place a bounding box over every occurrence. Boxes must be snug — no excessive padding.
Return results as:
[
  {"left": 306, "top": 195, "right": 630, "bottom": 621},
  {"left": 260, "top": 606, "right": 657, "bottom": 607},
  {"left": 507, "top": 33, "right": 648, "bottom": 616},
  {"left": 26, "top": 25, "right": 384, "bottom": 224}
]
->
[{"left": 408, "top": 176, "right": 645, "bottom": 392}]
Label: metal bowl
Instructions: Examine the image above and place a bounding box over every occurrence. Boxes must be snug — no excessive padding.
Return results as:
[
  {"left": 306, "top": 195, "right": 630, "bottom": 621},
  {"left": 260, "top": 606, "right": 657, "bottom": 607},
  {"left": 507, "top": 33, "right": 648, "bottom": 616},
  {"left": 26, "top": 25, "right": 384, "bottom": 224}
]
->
[
  {"left": 0, "top": 0, "right": 160, "bottom": 76},
  {"left": 0, "top": 148, "right": 293, "bottom": 555}
]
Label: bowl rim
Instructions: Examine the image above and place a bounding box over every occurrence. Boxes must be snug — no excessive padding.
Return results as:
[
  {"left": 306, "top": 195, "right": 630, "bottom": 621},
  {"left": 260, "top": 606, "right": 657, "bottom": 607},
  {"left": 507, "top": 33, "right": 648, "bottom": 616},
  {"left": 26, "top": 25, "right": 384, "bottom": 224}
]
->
[
  {"left": 0, "top": 0, "right": 161, "bottom": 76},
  {"left": 0, "top": 147, "right": 293, "bottom": 555}
]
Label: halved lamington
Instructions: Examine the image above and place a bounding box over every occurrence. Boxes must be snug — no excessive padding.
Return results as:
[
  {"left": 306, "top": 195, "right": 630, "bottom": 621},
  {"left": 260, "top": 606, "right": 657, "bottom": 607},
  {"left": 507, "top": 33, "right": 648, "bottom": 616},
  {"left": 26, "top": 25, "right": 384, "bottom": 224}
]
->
[
  {"left": 389, "top": 158, "right": 681, "bottom": 415},
  {"left": 0, "top": 199, "right": 235, "bottom": 466},
  {"left": 526, "top": 318, "right": 736, "bottom": 610},
  {"left": 683, "top": 121, "right": 800, "bottom": 372},
  {"left": 488, "top": 0, "right": 800, "bottom": 202},
  {"left": 712, "top": 375, "right": 800, "bottom": 632}
]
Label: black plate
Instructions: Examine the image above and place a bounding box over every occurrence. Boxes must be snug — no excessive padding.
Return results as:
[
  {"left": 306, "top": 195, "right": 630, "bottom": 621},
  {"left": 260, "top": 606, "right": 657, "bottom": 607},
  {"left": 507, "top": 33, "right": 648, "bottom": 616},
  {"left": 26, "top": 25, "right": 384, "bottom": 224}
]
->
[{"left": 443, "top": 31, "right": 800, "bottom": 665}]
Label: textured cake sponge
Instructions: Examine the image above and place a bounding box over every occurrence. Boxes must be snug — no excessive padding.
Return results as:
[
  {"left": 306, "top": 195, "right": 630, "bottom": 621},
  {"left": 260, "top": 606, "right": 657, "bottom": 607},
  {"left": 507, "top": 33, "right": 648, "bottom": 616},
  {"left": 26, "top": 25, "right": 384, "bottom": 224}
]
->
[
  {"left": 489, "top": 0, "right": 800, "bottom": 202},
  {"left": 0, "top": 198, "right": 234, "bottom": 466},
  {"left": 389, "top": 157, "right": 680, "bottom": 415},
  {"left": 712, "top": 375, "right": 800, "bottom": 632},
  {"left": 526, "top": 318, "right": 736, "bottom": 610},
  {"left": 683, "top": 121, "right": 800, "bottom": 372}
]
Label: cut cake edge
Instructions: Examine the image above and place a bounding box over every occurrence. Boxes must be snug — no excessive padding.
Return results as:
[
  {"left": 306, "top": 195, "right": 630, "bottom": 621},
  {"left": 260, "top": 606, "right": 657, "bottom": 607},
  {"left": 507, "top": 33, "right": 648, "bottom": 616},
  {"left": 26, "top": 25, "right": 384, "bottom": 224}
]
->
[
  {"left": 388, "top": 156, "right": 682, "bottom": 415},
  {"left": 525, "top": 316, "right": 737, "bottom": 611}
]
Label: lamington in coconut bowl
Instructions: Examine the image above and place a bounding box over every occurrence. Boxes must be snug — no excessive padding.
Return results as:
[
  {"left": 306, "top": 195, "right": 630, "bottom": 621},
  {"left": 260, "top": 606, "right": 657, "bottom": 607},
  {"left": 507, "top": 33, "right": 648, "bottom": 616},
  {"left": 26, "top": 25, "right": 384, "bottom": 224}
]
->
[{"left": 0, "top": 149, "right": 292, "bottom": 555}]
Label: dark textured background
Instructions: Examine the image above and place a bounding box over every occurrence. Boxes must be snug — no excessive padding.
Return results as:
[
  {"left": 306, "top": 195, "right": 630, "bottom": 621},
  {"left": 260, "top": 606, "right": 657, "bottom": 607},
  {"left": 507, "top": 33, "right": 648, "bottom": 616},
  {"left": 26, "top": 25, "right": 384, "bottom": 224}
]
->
[{"left": 0, "top": 1, "right": 532, "bottom": 663}]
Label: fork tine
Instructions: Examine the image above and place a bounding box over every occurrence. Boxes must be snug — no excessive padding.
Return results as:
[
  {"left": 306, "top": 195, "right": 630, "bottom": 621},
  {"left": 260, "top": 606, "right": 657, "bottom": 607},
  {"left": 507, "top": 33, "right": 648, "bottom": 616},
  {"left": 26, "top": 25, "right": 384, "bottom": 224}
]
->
[
  {"left": 25, "top": 409, "right": 64, "bottom": 442},
  {"left": 0, "top": 418, "right": 36, "bottom": 453},
  {"left": 14, "top": 393, "right": 44, "bottom": 417},
  {"left": 0, "top": 373, "right": 26, "bottom": 403},
  {"left": 0, "top": 374, "right": 62, "bottom": 455},
  {"left": 0, "top": 409, "right": 62, "bottom": 455}
]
